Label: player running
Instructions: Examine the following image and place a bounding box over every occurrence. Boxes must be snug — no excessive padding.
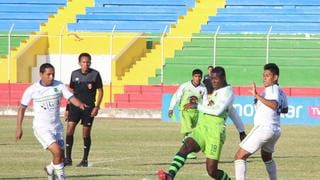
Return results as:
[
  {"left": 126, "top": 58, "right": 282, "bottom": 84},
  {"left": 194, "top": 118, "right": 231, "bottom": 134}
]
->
[
  {"left": 16, "top": 63, "right": 86, "bottom": 180},
  {"left": 168, "top": 69, "right": 207, "bottom": 159},
  {"left": 159, "top": 66, "right": 236, "bottom": 180},
  {"left": 234, "top": 63, "right": 288, "bottom": 180}
]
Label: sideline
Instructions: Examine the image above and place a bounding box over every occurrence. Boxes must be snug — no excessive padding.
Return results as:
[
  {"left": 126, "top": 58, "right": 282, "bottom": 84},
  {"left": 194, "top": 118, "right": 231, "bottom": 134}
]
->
[{"left": 0, "top": 107, "right": 161, "bottom": 119}]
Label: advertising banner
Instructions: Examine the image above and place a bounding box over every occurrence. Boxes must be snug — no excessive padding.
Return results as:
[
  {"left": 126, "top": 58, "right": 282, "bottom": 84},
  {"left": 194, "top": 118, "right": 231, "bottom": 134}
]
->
[{"left": 162, "top": 94, "right": 320, "bottom": 125}]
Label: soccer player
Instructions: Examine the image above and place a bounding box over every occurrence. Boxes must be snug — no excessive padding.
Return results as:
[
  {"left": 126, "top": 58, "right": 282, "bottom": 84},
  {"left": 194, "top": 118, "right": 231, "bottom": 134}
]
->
[
  {"left": 159, "top": 66, "right": 235, "bottom": 180},
  {"left": 16, "top": 63, "right": 87, "bottom": 180},
  {"left": 64, "top": 53, "right": 104, "bottom": 167},
  {"left": 234, "top": 63, "right": 288, "bottom": 180},
  {"left": 168, "top": 69, "right": 208, "bottom": 159},
  {"left": 204, "top": 65, "right": 246, "bottom": 140},
  {"left": 203, "top": 65, "right": 214, "bottom": 94}
]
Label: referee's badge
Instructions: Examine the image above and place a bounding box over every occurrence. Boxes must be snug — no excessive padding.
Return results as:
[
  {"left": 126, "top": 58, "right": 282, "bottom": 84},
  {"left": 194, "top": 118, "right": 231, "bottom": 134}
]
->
[{"left": 88, "top": 83, "right": 92, "bottom": 90}]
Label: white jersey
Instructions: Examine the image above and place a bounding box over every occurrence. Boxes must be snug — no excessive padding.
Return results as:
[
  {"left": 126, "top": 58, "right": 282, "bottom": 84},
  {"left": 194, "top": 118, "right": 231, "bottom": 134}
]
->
[
  {"left": 254, "top": 84, "right": 288, "bottom": 127},
  {"left": 20, "top": 80, "right": 73, "bottom": 131},
  {"left": 169, "top": 81, "right": 208, "bottom": 110},
  {"left": 198, "top": 85, "right": 234, "bottom": 119}
]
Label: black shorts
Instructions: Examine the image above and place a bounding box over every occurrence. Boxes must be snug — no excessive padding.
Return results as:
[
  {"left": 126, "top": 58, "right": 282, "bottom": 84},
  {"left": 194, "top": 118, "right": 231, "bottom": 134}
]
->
[{"left": 67, "top": 104, "right": 95, "bottom": 127}]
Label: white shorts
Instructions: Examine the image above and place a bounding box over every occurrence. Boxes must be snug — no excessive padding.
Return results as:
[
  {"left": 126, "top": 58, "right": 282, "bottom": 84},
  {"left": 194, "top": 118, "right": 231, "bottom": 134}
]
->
[
  {"left": 34, "top": 128, "right": 65, "bottom": 150},
  {"left": 240, "top": 125, "right": 281, "bottom": 154}
]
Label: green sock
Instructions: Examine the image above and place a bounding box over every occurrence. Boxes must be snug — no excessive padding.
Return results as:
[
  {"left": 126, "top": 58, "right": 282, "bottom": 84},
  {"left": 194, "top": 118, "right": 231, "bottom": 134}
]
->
[
  {"left": 217, "top": 169, "right": 231, "bottom": 180},
  {"left": 168, "top": 153, "right": 187, "bottom": 177}
]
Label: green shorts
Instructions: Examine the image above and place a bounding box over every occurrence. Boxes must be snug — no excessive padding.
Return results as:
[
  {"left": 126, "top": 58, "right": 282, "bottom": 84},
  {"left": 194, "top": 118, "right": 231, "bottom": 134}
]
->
[
  {"left": 189, "top": 113, "right": 226, "bottom": 160},
  {"left": 179, "top": 109, "right": 198, "bottom": 134}
]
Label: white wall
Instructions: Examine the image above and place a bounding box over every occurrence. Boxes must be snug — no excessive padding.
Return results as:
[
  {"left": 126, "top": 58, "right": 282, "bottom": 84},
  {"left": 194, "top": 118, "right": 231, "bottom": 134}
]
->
[{"left": 32, "top": 54, "right": 115, "bottom": 84}]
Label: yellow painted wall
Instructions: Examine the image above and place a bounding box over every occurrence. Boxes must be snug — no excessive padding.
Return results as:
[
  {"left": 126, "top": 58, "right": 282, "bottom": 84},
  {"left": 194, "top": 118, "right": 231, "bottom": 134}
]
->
[
  {"left": 0, "top": 0, "right": 137, "bottom": 84},
  {"left": 112, "top": 33, "right": 147, "bottom": 79},
  {"left": 107, "top": 0, "right": 226, "bottom": 104},
  {"left": 16, "top": 35, "right": 49, "bottom": 82},
  {"left": 48, "top": 32, "right": 138, "bottom": 54},
  {"left": 0, "top": 33, "right": 48, "bottom": 83}
]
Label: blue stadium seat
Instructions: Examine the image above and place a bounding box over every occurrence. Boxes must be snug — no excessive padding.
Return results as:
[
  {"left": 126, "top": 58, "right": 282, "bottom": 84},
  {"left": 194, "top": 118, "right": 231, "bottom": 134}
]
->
[
  {"left": 0, "top": 4, "right": 62, "bottom": 13},
  {"left": 86, "top": 6, "right": 187, "bottom": 15},
  {"left": 208, "top": 15, "right": 320, "bottom": 23},
  {"left": 201, "top": 23, "right": 320, "bottom": 34},
  {"left": 217, "top": 8, "right": 320, "bottom": 15},
  {"left": 201, "top": 0, "right": 320, "bottom": 34},
  {"left": 226, "top": 0, "right": 320, "bottom": 6},
  {"left": 0, "top": 0, "right": 66, "bottom": 5},
  {"left": 76, "top": 14, "right": 179, "bottom": 22},
  {"left": 0, "top": 20, "right": 43, "bottom": 31},
  {"left": 95, "top": 0, "right": 194, "bottom": 7},
  {"left": 68, "top": 22, "right": 170, "bottom": 33},
  {"left": 0, "top": 13, "right": 50, "bottom": 20},
  {"left": 0, "top": 0, "right": 66, "bottom": 31},
  {"left": 68, "top": 0, "right": 194, "bottom": 33}
]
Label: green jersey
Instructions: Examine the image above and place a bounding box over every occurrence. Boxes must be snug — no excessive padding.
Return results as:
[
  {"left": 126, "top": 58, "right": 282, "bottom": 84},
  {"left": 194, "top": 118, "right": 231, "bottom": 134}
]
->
[
  {"left": 169, "top": 81, "right": 208, "bottom": 111},
  {"left": 198, "top": 85, "right": 234, "bottom": 121},
  {"left": 190, "top": 85, "right": 234, "bottom": 160}
]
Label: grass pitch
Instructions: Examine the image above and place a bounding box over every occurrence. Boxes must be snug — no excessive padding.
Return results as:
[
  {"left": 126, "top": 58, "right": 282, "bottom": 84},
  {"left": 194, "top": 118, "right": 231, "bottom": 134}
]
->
[{"left": 0, "top": 117, "right": 320, "bottom": 180}]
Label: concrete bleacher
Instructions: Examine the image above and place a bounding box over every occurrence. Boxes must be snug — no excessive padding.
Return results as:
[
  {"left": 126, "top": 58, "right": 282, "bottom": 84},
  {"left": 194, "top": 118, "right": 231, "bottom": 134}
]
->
[
  {"left": 149, "top": 33, "right": 320, "bottom": 86},
  {"left": 0, "top": 83, "right": 29, "bottom": 106},
  {"left": 106, "top": 85, "right": 320, "bottom": 109},
  {"left": 202, "top": 0, "right": 320, "bottom": 34},
  {"left": 107, "top": 85, "right": 178, "bottom": 109},
  {"left": 68, "top": 0, "right": 195, "bottom": 32},
  {"left": 147, "top": 0, "right": 320, "bottom": 85},
  {"left": 0, "top": 83, "right": 68, "bottom": 107},
  {"left": 0, "top": 35, "right": 28, "bottom": 57},
  {"left": 0, "top": 83, "right": 319, "bottom": 108},
  {"left": 0, "top": 0, "right": 67, "bottom": 57},
  {"left": 0, "top": 0, "right": 66, "bottom": 32}
]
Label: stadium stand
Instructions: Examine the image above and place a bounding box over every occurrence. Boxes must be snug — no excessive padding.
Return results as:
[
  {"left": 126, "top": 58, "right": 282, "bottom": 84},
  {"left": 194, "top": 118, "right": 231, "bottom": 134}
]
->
[
  {"left": 149, "top": 34, "right": 320, "bottom": 86},
  {"left": 0, "top": 0, "right": 67, "bottom": 57},
  {"left": 68, "top": 0, "right": 195, "bottom": 32},
  {"left": 0, "top": 0, "right": 67, "bottom": 32},
  {"left": 149, "top": 0, "right": 320, "bottom": 87},
  {"left": 106, "top": 85, "right": 320, "bottom": 109},
  {"left": 0, "top": 0, "right": 94, "bottom": 84},
  {"left": 202, "top": 0, "right": 320, "bottom": 34},
  {"left": 114, "top": 0, "right": 320, "bottom": 108},
  {"left": 1, "top": 0, "right": 319, "bottom": 110},
  {"left": 0, "top": 83, "right": 68, "bottom": 107}
]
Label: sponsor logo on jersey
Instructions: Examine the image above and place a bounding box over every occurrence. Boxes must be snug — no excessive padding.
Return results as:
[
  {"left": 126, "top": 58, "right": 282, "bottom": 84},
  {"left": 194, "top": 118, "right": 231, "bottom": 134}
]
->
[{"left": 88, "top": 83, "right": 92, "bottom": 90}]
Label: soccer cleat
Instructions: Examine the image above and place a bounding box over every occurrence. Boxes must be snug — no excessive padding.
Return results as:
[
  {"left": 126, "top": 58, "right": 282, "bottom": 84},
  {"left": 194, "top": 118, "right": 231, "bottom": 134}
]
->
[
  {"left": 57, "top": 174, "right": 65, "bottom": 180},
  {"left": 157, "top": 169, "right": 174, "bottom": 180},
  {"left": 76, "top": 160, "right": 88, "bottom": 167},
  {"left": 44, "top": 166, "right": 56, "bottom": 180},
  {"left": 64, "top": 158, "right": 72, "bottom": 166},
  {"left": 186, "top": 152, "right": 197, "bottom": 159}
]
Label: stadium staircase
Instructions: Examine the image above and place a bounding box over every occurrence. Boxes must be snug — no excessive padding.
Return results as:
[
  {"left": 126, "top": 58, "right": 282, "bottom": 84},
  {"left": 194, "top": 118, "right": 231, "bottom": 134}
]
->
[
  {"left": 0, "top": 0, "right": 94, "bottom": 83},
  {"left": 107, "top": 0, "right": 226, "bottom": 108},
  {"left": 149, "top": 33, "right": 320, "bottom": 87},
  {"left": 112, "top": 0, "right": 320, "bottom": 109}
]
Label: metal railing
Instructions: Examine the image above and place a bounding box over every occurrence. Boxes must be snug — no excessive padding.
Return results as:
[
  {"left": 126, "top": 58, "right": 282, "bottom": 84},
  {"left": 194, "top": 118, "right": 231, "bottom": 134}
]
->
[{"left": 1, "top": 25, "right": 320, "bottom": 106}]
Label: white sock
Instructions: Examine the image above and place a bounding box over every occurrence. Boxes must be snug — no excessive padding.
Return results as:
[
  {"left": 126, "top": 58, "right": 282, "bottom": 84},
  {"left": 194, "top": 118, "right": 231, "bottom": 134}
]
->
[
  {"left": 46, "top": 162, "right": 54, "bottom": 175},
  {"left": 235, "top": 159, "right": 246, "bottom": 180},
  {"left": 52, "top": 163, "right": 65, "bottom": 180},
  {"left": 265, "top": 160, "right": 277, "bottom": 180}
]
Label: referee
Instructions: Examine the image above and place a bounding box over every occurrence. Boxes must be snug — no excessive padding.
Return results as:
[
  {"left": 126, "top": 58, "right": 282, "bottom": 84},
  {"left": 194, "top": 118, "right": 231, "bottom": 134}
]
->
[{"left": 64, "top": 53, "right": 104, "bottom": 167}]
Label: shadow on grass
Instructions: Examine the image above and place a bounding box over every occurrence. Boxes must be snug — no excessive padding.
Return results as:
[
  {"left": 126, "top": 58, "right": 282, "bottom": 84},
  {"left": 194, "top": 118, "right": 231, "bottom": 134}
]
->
[
  {"left": 245, "top": 155, "right": 320, "bottom": 163},
  {"left": 138, "top": 154, "right": 320, "bottom": 166},
  {"left": 1, "top": 173, "right": 155, "bottom": 179},
  {"left": 137, "top": 160, "right": 234, "bottom": 166}
]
